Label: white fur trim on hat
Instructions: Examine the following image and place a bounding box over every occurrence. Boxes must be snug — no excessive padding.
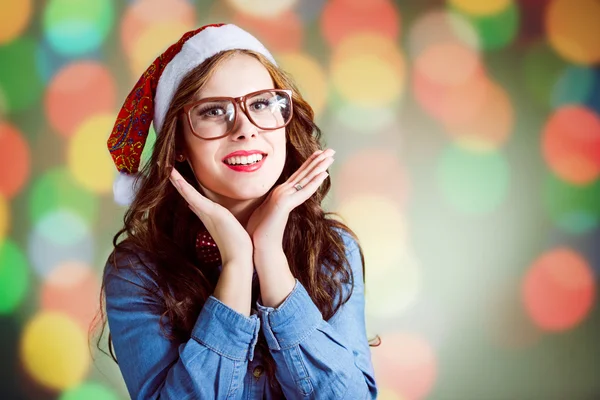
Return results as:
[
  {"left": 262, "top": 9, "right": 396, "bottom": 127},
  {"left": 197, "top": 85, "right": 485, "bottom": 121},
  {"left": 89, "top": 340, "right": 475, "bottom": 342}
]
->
[
  {"left": 153, "top": 24, "right": 277, "bottom": 134},
  {"left": 113, "top": 172, "right": 140, "bottom": 206}
]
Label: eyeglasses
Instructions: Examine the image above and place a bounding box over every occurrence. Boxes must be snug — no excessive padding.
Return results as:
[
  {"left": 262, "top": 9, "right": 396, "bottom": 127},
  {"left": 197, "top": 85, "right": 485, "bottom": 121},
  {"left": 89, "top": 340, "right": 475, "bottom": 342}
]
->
[{"left": 182, "top": 89, "right": 293, "bottom": 139}]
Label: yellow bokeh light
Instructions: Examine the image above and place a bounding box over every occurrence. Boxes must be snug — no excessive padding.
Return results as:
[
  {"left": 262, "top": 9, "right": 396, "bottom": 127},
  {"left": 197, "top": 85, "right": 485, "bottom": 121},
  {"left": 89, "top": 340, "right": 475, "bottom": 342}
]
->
[
  {"left": 0, "top": 0, "right": 32, "bottom": 44},
  {"left": 337, "top": 195, "right": 421, "bottom": 319},
  {"left": 377, "top": 388, "right": 408, "bottom": 400},
  {"left": 226, "top": 0, "right": 297, "bottom": 18},
  {"left": 278, "top": 53, "right": 328, "bottom": 117},
  {"left": 0, "top": 194, "right": 8, "bottom": 241},
  {"left": 68, "top": 114, "right": 115, "bottom": 194},
  {"left": 21, "top": 312, "right": 90, "bottom": 390},
  {"left": 331, "top": 33, "right": 405, "bottom": 108},
  {"left": 448, "top": 0, "right": 512, "bottom": 16},
  {"left": 546, "top": 0, "right": 600, "bottom": 65},
  {"left": 130, "top": 23, "right": 191, "bottom": 77}
]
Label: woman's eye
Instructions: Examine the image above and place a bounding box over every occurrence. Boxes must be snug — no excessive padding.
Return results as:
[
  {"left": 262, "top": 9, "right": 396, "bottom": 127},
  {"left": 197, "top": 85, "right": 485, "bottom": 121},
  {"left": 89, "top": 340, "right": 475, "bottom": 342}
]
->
[
  {"left": 198, "top": 107, "right": 225, "bottom": 117},
  {"left": 250, "top": 100, "right": 269, "bottom": 111}
]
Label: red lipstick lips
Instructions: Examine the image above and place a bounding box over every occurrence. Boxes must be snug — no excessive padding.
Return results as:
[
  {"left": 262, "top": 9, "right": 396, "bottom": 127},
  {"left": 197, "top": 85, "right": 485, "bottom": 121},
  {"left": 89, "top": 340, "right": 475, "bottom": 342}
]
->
[{"left": 222, "top": 150, "right": 267, "bottom": 173}]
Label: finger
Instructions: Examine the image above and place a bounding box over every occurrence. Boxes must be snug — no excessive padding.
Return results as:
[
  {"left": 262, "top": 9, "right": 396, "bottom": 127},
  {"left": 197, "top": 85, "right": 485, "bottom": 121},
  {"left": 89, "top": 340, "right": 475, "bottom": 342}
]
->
[
  {"left": 287, "top": 149, "right": 324, "bottom": 183},
  {"left": 169, "top": 168, "right": 211, "bottom": 211},
  {"left": 290, "top": 171, "right": 329, "bottom": 203},
  {"left": 292, "top": 155, "right": 334, "bottom": 191},
  {"left": 289, "top": 148, "right": 334, "bottom": 183}
]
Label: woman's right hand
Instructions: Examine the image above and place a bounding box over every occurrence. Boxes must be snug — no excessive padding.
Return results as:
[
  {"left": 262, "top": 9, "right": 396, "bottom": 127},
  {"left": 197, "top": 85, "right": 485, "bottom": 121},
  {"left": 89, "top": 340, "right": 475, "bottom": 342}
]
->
[{"left": 169, "top": 167, "right": 253, "bottom": 265}]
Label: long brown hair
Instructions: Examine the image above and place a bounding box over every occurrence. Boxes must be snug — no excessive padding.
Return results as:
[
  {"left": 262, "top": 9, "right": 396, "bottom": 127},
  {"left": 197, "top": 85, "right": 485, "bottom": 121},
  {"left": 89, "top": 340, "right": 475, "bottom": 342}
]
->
[{"left": 92, "top": 49, "right": 380, "bottom": 388}]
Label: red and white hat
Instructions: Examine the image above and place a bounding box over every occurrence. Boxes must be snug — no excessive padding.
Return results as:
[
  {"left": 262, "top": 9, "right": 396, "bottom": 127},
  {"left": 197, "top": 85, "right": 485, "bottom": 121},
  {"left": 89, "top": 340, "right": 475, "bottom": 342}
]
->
[{"left": 106, "top": 23, "right": 277, "bottom": 206}]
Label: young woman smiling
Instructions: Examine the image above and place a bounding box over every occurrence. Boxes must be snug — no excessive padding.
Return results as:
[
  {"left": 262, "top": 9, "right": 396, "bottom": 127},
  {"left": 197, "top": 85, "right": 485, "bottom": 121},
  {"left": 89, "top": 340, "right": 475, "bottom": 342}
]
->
[{"left": 98, "top": 23, "right": 378, "bottom": 399}]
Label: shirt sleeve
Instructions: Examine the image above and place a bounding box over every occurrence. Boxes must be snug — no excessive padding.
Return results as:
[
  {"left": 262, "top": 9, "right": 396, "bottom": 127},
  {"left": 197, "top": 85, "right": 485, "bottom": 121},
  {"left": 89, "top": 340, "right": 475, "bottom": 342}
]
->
[
  {"left": 103, "top": 256, "right": 260, "bottom": 400},
  {"left": 255, "top": 232, "right": 378, "bottom": 399}
]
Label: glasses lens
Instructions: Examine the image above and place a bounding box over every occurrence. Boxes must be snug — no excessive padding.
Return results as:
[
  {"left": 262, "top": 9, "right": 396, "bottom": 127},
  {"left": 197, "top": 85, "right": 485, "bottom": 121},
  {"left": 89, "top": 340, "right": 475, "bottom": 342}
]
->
[
  {"left": 246, "top": 90, "right": 292, "bottom": 130},
  {"left": 189, "top": 100, "right": 235, "bottom": 138}
]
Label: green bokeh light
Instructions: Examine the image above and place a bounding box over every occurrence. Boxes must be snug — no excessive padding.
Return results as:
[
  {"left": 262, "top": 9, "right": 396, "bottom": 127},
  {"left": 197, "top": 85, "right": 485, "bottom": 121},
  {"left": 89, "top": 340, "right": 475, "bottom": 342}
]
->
[
  {"left": 29, "top": 168, "right": 99, "bottom": 226},
  {"left": 456, "top": 2, "right": 519, "bottom": 51},
  {"left": 436, "top": 144, "right": 510, "bottom": 215},
  {"left": 544, "top": 173, "right": 600, "bottom": 234},
  {"left": 60, "top": 381, "right": 119, "bottom": 400},
  {"left": 0, "top": 36, "right": 43, "bottom": 112},
  {"left": 0, "top": 240, "right": 30, "bottom": 314},
  {"left": 43, "top": 0, "right": 115, "bottom": 56}
]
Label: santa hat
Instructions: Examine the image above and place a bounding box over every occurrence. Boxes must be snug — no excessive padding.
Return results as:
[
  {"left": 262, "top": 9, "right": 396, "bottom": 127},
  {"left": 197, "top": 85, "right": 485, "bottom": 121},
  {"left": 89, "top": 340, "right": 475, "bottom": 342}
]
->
[{"left": 106, "top": 23, "right": 277, "bottom": 206}]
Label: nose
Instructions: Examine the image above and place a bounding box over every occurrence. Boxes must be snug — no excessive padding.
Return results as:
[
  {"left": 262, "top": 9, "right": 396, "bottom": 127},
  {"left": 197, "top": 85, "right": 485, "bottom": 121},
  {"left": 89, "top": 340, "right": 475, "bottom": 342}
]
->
[{"left": 229, "top": 101, "right": 258, "bottom": 139}]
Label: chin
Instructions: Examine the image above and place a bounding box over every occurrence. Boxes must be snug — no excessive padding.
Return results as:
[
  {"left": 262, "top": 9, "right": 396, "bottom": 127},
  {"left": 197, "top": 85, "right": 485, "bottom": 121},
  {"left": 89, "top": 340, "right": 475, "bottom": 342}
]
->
[{"left": 224, "top": 185, "right": 272, "bottom": 201}]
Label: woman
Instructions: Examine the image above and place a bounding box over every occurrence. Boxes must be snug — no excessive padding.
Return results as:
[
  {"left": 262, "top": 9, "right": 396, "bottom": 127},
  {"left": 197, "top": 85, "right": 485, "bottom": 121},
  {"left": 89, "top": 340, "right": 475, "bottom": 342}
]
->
[{"left": 99, "top": 23, "right": 378, "bottom": 399}]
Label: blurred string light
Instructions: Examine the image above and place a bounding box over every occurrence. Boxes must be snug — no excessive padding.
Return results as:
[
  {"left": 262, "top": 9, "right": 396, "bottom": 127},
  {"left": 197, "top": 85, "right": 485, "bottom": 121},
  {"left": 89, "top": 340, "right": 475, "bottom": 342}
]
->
[
  {"left": 329, "top": 33, "right": 405, "bottom": 134},
  {"left": 0, "top": 122, "right": 30, "bottom": 199},
  {"left": 120, "top": 0, "right": 196, "bottom": 77},
  {"left": 0, "top": 240, "right": 30, "bottom": 314},
  {"left": 226, "top": 0, "right": 298, "bottom": 18},
  {"left": 0, "top": 0, "right": 32, "bottom": 45},
  {"left": 448, "top": 0, "right": 519, "bottom": 51},
  {"left": 28, "top": 209, "right": 94, "bottom": 278},
  {"left": 372, "top": 333, "right": 437, "bottom": 400},
  {"left": 68, "top": 114, "right": 117, "bottom": 194},
  {"left": 44, "top": 61, "right": 116, "bottom": 138},
  {"left": 552, "top": 66, "right": 600, "bottom": 113},
  {"left": 21, "top": 312, "right": 90, "bottom": 390},
  {"left": 546, "top": 0, "right": 600, "bottom": 65},
  {"left": 522, "top": 248, "right": 595, "bottom": 331},
  {"left": 543, "top": 174, "right": 600, "bottom": 235},
  {"left": 43, "top": 0, "right": 114, "bottom": 57},
  {"left": 320, "top": 0, "right": 400, "bottom": 47},
  {"left": 0, "top": 36, "right": 43, "bottom": 113},
  {"left": 41, "top": 261, "right": 100, "bottom": 331},
  {"left": 542, "top": 106, "right": 600, "bottom": 185},
  {"left": 59, "top": 382, "right": 119, "bottom": 400}
]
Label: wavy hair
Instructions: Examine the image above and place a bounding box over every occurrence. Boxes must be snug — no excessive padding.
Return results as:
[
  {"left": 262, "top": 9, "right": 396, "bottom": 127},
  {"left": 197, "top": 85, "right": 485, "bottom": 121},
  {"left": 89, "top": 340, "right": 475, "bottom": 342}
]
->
[{"left": 92, "top": 49, "right": 380, "bottom": 388}]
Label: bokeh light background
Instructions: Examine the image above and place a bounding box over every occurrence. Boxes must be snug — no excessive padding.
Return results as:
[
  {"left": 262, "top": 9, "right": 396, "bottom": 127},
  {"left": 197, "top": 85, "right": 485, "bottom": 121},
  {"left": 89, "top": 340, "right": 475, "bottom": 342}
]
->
[{"left": 1, "top": 0, "right": 599, "bottom": 399}]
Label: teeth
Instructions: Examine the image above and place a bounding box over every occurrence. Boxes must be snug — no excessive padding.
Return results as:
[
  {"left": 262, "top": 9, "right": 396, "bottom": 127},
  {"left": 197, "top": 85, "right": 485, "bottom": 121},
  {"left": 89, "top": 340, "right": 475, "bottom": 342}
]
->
[{"left": 225, "top": 153, "right": 264, "bottom": 165}]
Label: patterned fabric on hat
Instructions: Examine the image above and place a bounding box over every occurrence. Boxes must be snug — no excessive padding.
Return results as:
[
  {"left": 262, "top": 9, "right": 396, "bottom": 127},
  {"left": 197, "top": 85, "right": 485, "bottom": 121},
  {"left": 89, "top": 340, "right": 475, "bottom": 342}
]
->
[{"left": 106, "top": 23, "right": 225, "bottom": 175}]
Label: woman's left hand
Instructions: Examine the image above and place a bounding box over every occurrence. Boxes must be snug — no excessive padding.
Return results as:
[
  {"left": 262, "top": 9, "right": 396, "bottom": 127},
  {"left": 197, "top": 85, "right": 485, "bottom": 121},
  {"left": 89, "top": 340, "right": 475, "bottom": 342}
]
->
[{"left": 246, "top": 148, "right": 335, "bottom": 248}]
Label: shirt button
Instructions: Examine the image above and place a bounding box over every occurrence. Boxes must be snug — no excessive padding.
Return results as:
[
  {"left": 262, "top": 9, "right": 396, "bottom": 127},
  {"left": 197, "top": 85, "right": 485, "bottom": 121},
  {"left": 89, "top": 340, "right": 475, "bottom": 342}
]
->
[{"left": 253, "top": 366, "right": 264, "bottom": 378}]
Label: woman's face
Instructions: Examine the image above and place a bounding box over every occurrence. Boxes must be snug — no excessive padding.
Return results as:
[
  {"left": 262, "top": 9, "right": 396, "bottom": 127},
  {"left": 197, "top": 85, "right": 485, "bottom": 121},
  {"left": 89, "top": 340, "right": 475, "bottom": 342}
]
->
[{"left": 180, "top": 54, "right": 287, "bottom": 203}]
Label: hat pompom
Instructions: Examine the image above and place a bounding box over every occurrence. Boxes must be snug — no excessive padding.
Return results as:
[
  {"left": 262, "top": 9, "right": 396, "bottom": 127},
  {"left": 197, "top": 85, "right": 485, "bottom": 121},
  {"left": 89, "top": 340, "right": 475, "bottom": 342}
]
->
[{"left": 113, "top": 173, "right": 140, "bottom": 206}]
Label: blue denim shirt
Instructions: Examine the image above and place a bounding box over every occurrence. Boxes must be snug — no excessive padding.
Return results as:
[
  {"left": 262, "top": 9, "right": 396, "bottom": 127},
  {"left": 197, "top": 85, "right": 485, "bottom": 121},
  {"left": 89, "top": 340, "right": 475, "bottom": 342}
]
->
[{"left": 103, "top": 230, "right": 378, "bottom": 399}]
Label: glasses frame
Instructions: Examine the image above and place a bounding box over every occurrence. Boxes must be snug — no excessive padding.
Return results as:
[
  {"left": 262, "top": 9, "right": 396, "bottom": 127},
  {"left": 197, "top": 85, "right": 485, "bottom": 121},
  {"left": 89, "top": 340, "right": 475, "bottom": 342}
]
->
[{"left": 182, "top": 88, "right": 294, "bottom": 140}]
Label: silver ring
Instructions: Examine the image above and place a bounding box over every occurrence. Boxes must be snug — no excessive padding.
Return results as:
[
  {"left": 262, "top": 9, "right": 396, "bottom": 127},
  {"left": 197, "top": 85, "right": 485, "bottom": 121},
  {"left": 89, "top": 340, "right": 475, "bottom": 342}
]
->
[{"left": 294, "top": 183, "right": 303, "bottom": 191}]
